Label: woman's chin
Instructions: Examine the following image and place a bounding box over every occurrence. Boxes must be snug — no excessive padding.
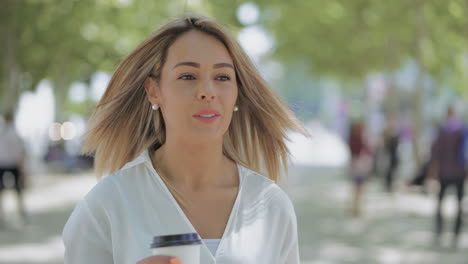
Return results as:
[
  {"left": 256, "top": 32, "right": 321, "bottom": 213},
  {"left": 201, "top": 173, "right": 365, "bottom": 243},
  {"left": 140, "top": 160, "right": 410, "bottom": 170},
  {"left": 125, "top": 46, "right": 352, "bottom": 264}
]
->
[{"left": 188, "top": 129, "right": 225, "bottom": 142}]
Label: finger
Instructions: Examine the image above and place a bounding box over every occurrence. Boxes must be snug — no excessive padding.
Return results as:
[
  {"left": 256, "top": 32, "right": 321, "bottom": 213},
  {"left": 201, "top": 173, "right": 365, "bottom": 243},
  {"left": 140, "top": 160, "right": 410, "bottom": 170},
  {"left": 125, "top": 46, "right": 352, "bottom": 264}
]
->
[
  {"left": 136, "top": 255, "right": 180, "bottom": 264},
  {"left": 170, "top": 258, "right": 182, "bottom": 264}
]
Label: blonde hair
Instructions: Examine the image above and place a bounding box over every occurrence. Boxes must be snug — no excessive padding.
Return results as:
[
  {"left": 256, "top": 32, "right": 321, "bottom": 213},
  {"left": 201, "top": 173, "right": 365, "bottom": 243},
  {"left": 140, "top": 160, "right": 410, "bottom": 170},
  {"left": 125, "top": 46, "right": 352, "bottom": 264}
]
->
[{"left": 82, "top": 14, "right": 308, "bottom": 182}]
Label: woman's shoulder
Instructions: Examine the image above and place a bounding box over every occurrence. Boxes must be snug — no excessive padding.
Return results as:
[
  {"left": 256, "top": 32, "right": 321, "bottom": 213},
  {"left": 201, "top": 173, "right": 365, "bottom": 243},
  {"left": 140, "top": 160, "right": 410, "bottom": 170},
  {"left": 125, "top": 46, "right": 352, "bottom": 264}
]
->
[
  {"left": 239, "top": 165, "right": 295, "bottom": 214},
  {"left": 79, "top": 170, "right": 123, "bottom": 210},
  {"left": 64, "top": 153, "right": 155, "bottom": 235},
  {"left": 238, "top": 164, "right": 274, "bottom": 186},
  {"left": 83, "top": 165, "right": 148, "bottom": 210},
  {"left": 83, "top": 153, "right": 152, "bottom": 206}
]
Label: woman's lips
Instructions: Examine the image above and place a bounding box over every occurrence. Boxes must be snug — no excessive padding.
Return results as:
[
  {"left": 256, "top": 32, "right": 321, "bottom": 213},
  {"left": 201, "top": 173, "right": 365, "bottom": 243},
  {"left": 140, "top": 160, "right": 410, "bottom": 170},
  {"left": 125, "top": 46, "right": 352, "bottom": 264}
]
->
[
  {"left": 193, "top": 115, "right": 220, "bottom": 123},
  {"left": 192, "top": 109, "right": 221, "bottom": 123},
  {"left": 193, "top": 109, "right": 221, "bottom": 116}
]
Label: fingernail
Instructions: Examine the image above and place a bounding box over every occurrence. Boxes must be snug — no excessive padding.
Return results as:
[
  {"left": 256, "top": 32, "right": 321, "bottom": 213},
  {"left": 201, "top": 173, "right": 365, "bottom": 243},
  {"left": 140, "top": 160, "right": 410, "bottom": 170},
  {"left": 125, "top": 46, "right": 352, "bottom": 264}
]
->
[{"left": 170, "top": 258, "right": 182, "bottom": 264}]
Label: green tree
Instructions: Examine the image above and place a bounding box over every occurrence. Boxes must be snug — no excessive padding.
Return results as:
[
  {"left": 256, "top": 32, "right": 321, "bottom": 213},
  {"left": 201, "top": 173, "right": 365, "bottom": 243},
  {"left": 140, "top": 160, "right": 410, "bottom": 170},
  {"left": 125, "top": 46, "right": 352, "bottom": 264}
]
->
[{"left": 0, "top": 0, "right": 181, "bottom": 118}]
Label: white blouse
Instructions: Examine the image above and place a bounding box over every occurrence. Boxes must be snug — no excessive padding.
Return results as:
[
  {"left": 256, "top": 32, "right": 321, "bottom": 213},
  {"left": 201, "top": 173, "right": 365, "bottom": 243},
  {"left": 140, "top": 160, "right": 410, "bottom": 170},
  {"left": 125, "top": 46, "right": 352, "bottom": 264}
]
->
[
  {"left": 203, "top": 239, "right": 221, "bottom": 256},
  {"left": 63, "top": 150, "right": 300, "bottom": 264}
]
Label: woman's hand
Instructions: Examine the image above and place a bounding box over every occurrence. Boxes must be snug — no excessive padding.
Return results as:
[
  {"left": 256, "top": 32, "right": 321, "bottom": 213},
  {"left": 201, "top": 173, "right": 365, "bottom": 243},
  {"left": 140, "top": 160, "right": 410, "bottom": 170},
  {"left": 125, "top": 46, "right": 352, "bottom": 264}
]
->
[{"left": 137, "top": 256, "right": 181, "bottom": 264}]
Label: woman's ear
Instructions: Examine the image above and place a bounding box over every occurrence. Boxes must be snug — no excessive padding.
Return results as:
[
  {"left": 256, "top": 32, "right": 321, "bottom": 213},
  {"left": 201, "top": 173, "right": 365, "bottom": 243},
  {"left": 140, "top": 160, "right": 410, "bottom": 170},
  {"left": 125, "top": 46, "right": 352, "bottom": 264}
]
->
[{"left": 144, "top": 77, "right": 160, "bottom": 105}]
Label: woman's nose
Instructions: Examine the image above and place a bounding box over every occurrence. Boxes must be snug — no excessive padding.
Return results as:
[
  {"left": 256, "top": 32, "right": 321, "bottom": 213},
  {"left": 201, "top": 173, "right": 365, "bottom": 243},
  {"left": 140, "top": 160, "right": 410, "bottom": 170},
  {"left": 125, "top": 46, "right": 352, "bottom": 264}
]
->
[{"left": 197, "top": 80, "right": 216, "bottom": 101}]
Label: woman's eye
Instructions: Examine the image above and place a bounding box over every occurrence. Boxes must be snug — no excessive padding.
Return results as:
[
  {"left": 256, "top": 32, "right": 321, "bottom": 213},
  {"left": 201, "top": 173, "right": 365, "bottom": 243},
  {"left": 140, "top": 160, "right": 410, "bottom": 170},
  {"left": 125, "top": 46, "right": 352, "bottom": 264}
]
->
[
  {"left": 179, "top": 74, "right": 195, "bottom": 80},
  {"left": 216, "top": 75, "right": 231, "bottom": 81}
]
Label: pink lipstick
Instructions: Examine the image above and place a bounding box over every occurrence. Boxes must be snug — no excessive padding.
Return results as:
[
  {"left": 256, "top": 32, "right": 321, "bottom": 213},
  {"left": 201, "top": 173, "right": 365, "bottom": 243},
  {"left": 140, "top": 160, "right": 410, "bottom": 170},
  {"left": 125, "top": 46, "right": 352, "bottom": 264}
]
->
[{"left": 192, "top": 109, "right": 221, "bottom": 124}]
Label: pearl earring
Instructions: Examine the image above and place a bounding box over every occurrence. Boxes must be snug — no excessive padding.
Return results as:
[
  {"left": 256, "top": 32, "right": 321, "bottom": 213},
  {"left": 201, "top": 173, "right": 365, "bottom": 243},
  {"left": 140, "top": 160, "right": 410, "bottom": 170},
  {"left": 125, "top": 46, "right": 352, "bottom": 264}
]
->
[
  {"left": 233, "top": 106, "right": 239, "bottom": 112},
  {"left": 152, "top": 104, "right": 159, "bottom": 110}
]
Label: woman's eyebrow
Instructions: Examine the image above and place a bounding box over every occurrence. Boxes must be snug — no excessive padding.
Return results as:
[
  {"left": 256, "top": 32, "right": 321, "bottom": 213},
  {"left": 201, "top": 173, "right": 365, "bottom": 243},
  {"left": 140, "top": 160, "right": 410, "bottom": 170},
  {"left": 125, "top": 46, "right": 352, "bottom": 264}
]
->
[
  {"left": 213, "top": 63, "right": 234, "bottom": 69},
  {"left": 173, "top": 61, "right": 200, "bottom": 69},
  {"left": 172, "top": 61, "right": 234, "bottom": 70}
]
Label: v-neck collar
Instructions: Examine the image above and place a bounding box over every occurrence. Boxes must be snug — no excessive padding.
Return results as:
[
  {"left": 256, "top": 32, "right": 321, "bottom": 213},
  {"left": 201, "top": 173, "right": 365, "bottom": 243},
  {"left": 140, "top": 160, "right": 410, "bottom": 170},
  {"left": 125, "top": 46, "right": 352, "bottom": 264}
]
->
[{"left": 142, "top": 150, "right": 245, "bottom": 261}]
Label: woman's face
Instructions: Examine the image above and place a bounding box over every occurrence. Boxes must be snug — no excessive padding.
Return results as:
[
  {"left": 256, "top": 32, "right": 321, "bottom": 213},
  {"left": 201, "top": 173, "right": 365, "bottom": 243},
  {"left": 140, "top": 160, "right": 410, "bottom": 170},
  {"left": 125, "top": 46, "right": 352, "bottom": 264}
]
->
[{"left": 147, "top": 30, "right": 238, "bottom": 143}]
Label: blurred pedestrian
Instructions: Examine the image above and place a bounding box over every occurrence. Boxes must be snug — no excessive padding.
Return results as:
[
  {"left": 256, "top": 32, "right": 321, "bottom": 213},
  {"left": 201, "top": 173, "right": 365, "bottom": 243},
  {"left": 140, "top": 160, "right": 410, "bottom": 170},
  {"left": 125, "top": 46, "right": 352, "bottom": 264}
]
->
[
  {"left": 382, "top": 114, "right": 400, "bottom": 192},
  {"left": 63, "top": 14, "right": 307, "bottom": 264},
  {"left": 431, "top": 105, "right": 467, "bottom": 248},
  {"left": 0, "top": 110, "right": 28, "bottom": 226},
  {"left": 347, "top": 120, "right": 372, "bottom": 217},
  {"left": 407, "top": 158, "right": 431, "bottom": 194}
]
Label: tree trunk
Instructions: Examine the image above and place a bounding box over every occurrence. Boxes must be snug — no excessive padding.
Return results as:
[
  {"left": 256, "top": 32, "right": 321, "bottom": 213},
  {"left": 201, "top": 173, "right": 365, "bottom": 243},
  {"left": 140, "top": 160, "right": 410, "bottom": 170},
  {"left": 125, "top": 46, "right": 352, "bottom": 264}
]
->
[
  {"left": 1, "top": 0, "right": 21, "bottom": 113},
  {"left": 412, "top": 0, "right": 427, "bottom": 168}
]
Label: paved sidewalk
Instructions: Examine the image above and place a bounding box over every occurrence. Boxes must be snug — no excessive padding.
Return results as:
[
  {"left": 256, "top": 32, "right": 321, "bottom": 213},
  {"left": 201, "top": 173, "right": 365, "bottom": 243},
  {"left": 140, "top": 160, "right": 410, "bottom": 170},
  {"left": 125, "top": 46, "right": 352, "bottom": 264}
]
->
[
  {"left": 287, "top": 166, "right": 468, "bottom": 264},
  {"left": 0, "top": 172, "right": 96, "bottom": 264},
  {"left": 0, "top": 167, "right": 467, "bottom": 264}
]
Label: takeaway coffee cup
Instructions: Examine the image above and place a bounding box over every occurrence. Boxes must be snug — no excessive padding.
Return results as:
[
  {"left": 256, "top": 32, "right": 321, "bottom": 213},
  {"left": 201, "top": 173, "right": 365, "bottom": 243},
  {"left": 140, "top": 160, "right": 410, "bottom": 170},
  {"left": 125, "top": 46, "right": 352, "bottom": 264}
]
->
[{"left": 151, "top": 233, "right": 201, "bottom": 264}]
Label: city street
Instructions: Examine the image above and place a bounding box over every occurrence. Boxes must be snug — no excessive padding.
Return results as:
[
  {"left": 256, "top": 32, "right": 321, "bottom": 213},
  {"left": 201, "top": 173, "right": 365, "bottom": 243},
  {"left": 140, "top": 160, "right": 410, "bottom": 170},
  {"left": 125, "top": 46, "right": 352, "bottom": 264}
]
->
[{"left": 0, "top": 166, "right": 467, "bottom": 264}]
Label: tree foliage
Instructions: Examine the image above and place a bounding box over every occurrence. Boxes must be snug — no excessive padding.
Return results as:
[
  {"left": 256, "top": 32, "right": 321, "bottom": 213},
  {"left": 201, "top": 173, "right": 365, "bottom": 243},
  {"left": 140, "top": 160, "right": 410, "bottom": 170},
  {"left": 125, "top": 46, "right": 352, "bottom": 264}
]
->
[
  {"left": 0, "top": 0, "right": 179, "bottom": 111},
  {"left": 2, "top": 0, "right": 467, "bottom": 114},
  {"left": 209, "top": 0, "right": 468, "bottom": 92}
]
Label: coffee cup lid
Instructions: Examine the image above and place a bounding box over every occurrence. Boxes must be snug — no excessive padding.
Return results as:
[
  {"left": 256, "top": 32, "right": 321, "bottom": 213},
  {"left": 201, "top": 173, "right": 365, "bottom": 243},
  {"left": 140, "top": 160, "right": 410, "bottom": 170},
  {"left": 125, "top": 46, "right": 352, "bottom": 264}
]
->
[{"left": 151, "top": 233, "right": 201, "bottom": 248}]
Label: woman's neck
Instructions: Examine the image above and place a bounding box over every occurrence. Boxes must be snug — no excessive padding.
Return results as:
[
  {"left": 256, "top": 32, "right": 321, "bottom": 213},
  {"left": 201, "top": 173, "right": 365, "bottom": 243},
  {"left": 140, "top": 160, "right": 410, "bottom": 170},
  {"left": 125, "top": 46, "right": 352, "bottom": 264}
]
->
[{"left": 151, "top": 139, "right": 235, "bottom": 191}]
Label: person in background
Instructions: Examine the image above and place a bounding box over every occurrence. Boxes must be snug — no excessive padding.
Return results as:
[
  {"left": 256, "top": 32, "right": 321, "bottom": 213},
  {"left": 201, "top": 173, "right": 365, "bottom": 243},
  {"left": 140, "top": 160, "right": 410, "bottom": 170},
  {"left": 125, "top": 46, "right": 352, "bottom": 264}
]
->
[
  {"left": 382, "top": 114, "right": 400, "bottom": 192},
  {"left": 431, "top": 105, "right": 467, "bottom": 248},
  {"left": 347, "top": 120, "right": 372, "bottom": 217},
  {"left": 0, "top": 110, "right": 28, "bottom": 226}
]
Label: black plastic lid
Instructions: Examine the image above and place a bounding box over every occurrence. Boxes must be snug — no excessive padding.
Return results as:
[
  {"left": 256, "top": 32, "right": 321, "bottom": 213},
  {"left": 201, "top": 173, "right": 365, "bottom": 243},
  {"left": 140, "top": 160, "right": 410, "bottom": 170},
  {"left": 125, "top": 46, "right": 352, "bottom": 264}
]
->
[{"left": 151, "top": 233, "right": 201, "bottom": 248}]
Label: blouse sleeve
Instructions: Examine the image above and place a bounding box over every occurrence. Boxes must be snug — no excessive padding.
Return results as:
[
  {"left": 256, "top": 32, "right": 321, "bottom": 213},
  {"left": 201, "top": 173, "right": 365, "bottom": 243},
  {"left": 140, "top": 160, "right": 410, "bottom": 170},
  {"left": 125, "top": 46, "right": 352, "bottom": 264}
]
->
[
  {"left": 273, "top": 188, "right": 300, "bottom": 264},
  {"left": 283, "top": 204, "right": 300, "bottom": 264},
  {"left": 62, "top": 199, "right": 113, "bottom": 264}
]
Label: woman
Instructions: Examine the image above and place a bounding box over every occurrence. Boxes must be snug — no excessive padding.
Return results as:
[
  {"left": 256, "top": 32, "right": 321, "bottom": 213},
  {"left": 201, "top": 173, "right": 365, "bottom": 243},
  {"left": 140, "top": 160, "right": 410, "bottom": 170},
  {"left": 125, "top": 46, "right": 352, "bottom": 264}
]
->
[
  {"left": 63, "top": 14, "right": 307, "bottom": 264},
  {"left": 347, "top": 120, "right": 372, "bottom": 217}
]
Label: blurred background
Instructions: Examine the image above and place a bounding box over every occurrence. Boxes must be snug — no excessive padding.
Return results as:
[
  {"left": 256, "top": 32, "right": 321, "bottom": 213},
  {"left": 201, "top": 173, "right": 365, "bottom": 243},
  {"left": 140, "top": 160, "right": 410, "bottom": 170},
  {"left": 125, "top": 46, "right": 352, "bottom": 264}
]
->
[{"left": 1, "top": 0, "right": 468, "bottom": 263}]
